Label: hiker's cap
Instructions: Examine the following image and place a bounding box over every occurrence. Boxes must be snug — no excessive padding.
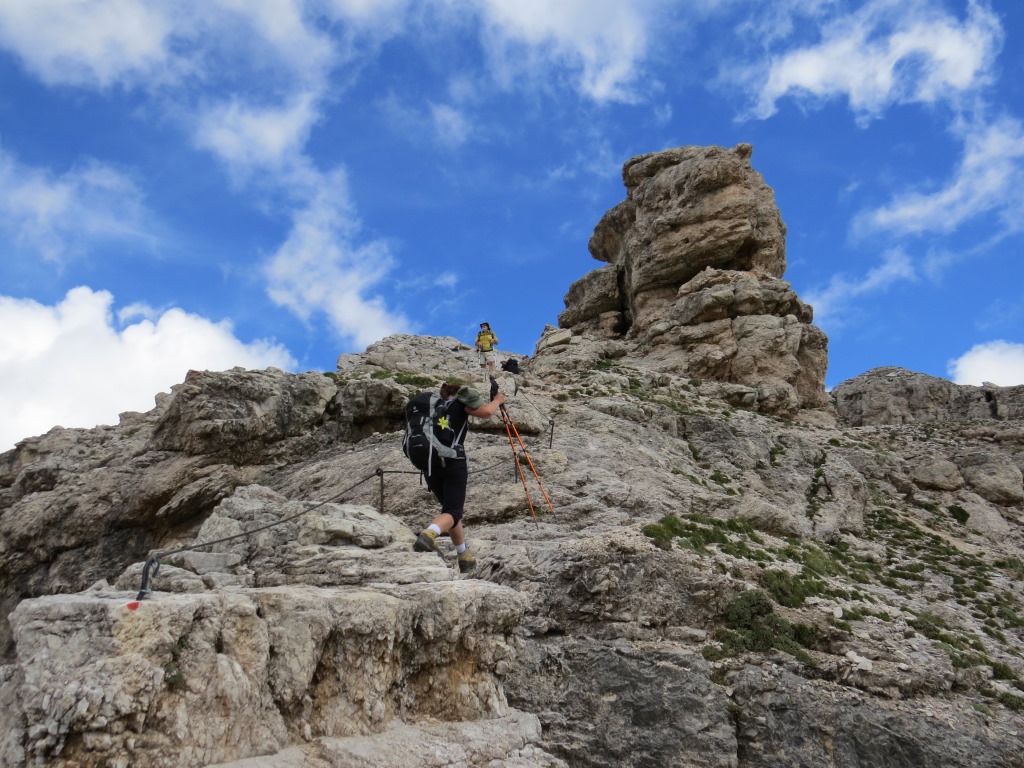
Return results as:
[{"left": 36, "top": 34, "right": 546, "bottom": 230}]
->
[{"left": 457, "top": 386, "right": 487, "bottom": 409}]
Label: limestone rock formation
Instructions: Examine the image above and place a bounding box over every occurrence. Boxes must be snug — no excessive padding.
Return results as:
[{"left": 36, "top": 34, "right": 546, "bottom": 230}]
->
[
  {"left": 6, "top": 493, "right": 529, "bottom": 767},
  {"left": 2, "top": 146, "right": 1024, "bottom": 767},
  {"left": 833, "top": 366, "right": 1024, "bottom": 425},
  {"left": 2, "top": 332, "right": 1023, "bottom": 767},
  {"left": 553, "top": 143, "right": 829, "bottom": 417}
]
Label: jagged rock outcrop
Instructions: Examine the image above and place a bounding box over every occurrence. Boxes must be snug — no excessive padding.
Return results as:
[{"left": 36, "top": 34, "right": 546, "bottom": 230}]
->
[
  {"left": 337, "top": 334, "right": 517, "bottom": 380},
  {"left": 552, "top": 143, "right": 829, "bottom": 418},
  {"left": 5, "top": 490, "right": 533, "bottom": 767},
  {"left": 833, "top": 366, "right": 1024, "bottom": 425},
  {"left": 3, "top": 332, "right": 1022, "bottom": 767},
  {"left": 2, "top": 146, "right": 1024, "bottom": 767}
]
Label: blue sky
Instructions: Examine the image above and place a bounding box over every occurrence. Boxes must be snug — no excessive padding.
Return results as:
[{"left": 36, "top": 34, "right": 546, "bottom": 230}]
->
[{"left": 1, "top": 0, "right": 1023, "bottom": 451}]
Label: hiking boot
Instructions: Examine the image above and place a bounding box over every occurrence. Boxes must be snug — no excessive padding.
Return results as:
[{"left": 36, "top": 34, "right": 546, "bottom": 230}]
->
[
  {"left": 413, "top": 529, "right": 440, "bottom": 554},
  {"left": 457, "top": 549, "right": 477, "bottom": 574}
]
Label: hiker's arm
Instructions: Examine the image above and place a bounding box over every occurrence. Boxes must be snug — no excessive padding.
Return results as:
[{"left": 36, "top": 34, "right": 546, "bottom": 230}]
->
[{"left": 466, "top": 393, "right": 504, "bottom": 419}]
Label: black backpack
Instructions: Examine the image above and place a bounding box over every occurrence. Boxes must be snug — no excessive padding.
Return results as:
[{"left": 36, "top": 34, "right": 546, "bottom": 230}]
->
[{"left": 402, "top": 392, "right": 464, "bottom": 476}]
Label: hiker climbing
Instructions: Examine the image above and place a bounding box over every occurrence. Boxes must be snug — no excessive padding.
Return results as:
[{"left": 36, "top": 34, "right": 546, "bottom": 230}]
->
[
  {"left": 475, "top": 321, "right": 499, "bottom": 375},
  {"left": 405, "top": 380, "right": 505, "bottom": 573}
]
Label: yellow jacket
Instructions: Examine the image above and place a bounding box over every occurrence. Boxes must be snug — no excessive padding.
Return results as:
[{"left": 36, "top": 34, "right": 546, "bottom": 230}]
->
[{"left": 476, "top": 330, "right": 498, "bottom": 352}]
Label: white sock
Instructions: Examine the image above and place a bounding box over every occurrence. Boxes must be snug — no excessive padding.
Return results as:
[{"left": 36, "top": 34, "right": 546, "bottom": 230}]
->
[
  {"left": 428, "top": 524, "right": 442, "bottom": 535},
  {"left": 455, "top": 543, "right": 467, "bottom": 554}
]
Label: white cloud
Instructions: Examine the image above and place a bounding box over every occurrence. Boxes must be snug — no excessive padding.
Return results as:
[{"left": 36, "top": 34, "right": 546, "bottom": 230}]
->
[
  {"left": 0, "top": 0, "right": 174, "bottom": 87},
  {"left": 948, "top": 340, "right": 1024, "bottom": 386},
  {"left": 430, "top": 103, "right": 473, "bottom": 148},
  {"left": 0, "top": 147, "right": 155, "bottom": 262},
  {"left": 0, "top": 287, "right": 296, "bottom": 452},
  {"left": 862, "top": 115, "right": 1024, "bottom": 236},
  {"left": 324, "top": 0, "right": 411, "bottom": 29},
  {"left": 376, "top": 94, "right": 475, "bottom": 151},
  {"left": 475, "top": 0, "right": 659, "bottom": 102},
  {"left": 264, "top": 168, "right": 410, "bottom": 348},
  {"left": 803, "top": 248, "right": 916, "bottom": 327},
  {"left": 0, "top": 0, "right": 340, "bottom": 91},
  {"left": 434, "top": 272, "right": 459, "bottom": 289},
  {"left": 747, "top": 0, "right": 1002, "bottom": 120},
  {"left": 735, "top": 0, "right": 839, "bottom": 47},
  {"left": 193, "top": 93, "right": 322, "bottom": 177}
]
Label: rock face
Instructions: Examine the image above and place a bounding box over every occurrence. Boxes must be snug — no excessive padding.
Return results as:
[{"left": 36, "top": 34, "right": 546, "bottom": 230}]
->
[
  {"left": 2, "top": 332, "right": 1023, "bottom": 768},
  {"left": 2, "top": 147, "right": 1024, "bottom": 767},
  {"left": 8, "top": 501, "right": 526, "bottom": 767},
  {"left": 554, "top": 144, "right": 829, "bottom": 417},
  {"left": 834, "top": 366, "right": 1024, "bottom": 425}
]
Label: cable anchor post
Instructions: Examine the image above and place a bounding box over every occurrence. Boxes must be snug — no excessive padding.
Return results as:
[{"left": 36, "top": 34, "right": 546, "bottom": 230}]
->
[
  {"left": 375, "top": 467, "right": 385, "bottom": 514},
  {"left": 135, "top": 557, "right": 161, "bottom": 601}
]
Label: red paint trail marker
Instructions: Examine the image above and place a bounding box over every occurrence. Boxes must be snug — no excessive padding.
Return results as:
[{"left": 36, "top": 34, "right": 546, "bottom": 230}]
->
[{"left": 126, "top": 601, "right": 141, "bottom": 611}]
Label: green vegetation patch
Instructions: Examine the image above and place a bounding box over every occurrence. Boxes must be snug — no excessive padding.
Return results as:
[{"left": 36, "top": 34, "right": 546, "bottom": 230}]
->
[
  {"left": 995, "top": 557, "right": 1024, "bottom": 579},
  {"left": 394, "top": 372, "right": 437, "bottom": 386},
  {"left": 641, "top": 513, "right": 761, "bottom": 553},
  {"left": 759, "top": 568, "right": 830, "bottom": 607},
  {"left": 780, "top": 542, "right": 847, "bottom": 578},
  {"left": 947, "top": 504, "right": 970, "bottom": 525},
  {"left": 996, "top": 692, "right": 1024, "bottom": 712},
  {"left": 702, "top": 589, "right": 816, "bottom": 665}
]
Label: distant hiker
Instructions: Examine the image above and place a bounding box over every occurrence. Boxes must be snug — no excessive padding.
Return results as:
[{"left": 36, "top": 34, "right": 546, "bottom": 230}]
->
[
  {"left": 406, "top": 381, "right": 505, "bottom": 573},
  {"left": 475, "top": 322, "right": 499, "bottom": 375}
]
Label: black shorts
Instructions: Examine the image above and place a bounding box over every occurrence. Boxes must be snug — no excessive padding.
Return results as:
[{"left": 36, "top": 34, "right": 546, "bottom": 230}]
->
[{"left": 425, "top": 457, "right": 468, "bottom": 524}]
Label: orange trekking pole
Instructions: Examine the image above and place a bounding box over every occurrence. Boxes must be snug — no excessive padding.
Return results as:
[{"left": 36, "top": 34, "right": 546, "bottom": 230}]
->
[
  {"left": 501, "top": 404, "right": 556, "bottom": 516},
  {"left": 500, "top": 407, "right": 539, "bottom": 528},
  {"left": 489, "top": 376, "right": 556, "bottom": 522}
]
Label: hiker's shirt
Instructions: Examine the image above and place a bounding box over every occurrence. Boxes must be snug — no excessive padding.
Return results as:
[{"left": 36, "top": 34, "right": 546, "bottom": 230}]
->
[{"left": 476, "top": 330, "right": 497, "bottom": 352}]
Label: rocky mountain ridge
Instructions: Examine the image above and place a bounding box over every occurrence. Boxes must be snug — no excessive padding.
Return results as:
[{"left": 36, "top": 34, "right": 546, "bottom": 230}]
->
[{"left": 1, "top": 144, "right": 1022, "bottom": 768}]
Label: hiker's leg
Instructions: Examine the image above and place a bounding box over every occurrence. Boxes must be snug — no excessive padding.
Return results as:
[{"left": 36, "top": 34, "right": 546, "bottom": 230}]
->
[
  {"left": 424, "top": 471, "right": 445, "bottom": 505},
  {"left": 434, "top": 460, "right": 467, "bottom": 535},
  {"left": 448, "top": 520, "right": 465, "bottom": 546},
  {"left": 429, "top": 512, "right": 456, "bottom": 533}
]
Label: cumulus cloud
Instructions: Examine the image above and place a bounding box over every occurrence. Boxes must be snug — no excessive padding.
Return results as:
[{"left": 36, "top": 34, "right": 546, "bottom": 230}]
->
[
  {"left": 861, "top": 115, "right": 1024, "bottom": 237},
  {"left": 948, "top": 340, "right": 1024, "bottom": 386},
  {"left": 0, "top": 287, "right": 296, "bottom": 452},
  {"left": 0, "top": 0, "right": 174, "bottom": 87},
  {"left": 0, "top": 147, "right": 155, "bottom": 262},
  {"left": 0, "top": 0, "right": 671, "bottom": 105},
  {"left": 746, "top": 0, "right": 1002, "bottom": 120},
  {"left": 324, "top": 0, "right": 411, "bottom": 30},
  {"left": 0, "top": 0, "right": 339, "bottom": 91},
  {"left": 803, "top": 249, "right": 917, "bottom": 327},
  {"left": 264, "top": 168, "right": 410, "bottom": 348},
  {"left": 475, "top": 0, "right": 659, "bottom": 102},
  {"left": 193, "top": 93, "right": 323, "bottom": 178}
]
